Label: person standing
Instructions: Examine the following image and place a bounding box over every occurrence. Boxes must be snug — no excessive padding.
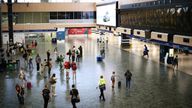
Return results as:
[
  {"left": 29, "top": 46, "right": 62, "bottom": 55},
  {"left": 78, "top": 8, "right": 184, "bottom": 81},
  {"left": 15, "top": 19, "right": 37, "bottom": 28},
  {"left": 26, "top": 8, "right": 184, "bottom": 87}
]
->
[
  {"left": 124, "top": 70, "right": 132, "bottom": 89},
  {"left": 19, "top": 69, "right": 26, "bottom": 87},
  {"left": 42, "top": 85, "right": 50, "bottom": 108},
  {"left": 111, "top": 72, "right": 116, "bottom": 88},
  {"left": 76, "top": 50, "right": 80, "bottom": 62},
  {"left": 72, "top": 46, "right": 76, "bottom": 62},
  {"left": 46, "top": 50, "right": 50, "bottom": 63},
  {"left": 35, "top": 53, "right": 41, "bottom": 72},
  {"left": 28, "top": 55, "right": 33, "bottom": 69},
  {"left": 71, "top": 62, "right": 77, "bottom": 79},
  {"left": 68, "top": 49, "right": 72, "bottom": 61},
  {"left": 78, "top": 46, "right": 82, "bottom": 57},
  {"left": 70, "top": 84, "right": 80, "bottom": 108},
  {"left": 50, "top": 73, "right": 57, "bottom": 96},
  {"left": 35, "top": 40, "right": 38, "bottom": 48},
  {"left": 98, "top": 75, "right": 106, "bottom": 101},
  {"left": 64, "top": 61, "right": 70, "bottom": 81},
  {"left": 23, "top": 51, "right": 28, "bottom": 67}
]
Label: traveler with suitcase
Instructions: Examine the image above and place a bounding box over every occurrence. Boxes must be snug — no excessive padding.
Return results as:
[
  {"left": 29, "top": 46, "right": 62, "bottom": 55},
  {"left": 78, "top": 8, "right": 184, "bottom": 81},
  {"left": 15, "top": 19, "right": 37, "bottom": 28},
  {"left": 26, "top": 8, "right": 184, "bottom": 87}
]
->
[{"left": 98, "top": 75, "right": 106, "bottom": 101}]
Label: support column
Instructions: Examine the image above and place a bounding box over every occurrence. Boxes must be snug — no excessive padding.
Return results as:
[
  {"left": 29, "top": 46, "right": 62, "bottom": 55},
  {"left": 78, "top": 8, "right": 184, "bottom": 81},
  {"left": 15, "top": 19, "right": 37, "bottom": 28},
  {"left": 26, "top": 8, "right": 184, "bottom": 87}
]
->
[
  {"left": 0, "top": 0, "right": 2, "bottom": 48},
  {"left": 7, "top": 0, "right": 13, "bottom": 45}
]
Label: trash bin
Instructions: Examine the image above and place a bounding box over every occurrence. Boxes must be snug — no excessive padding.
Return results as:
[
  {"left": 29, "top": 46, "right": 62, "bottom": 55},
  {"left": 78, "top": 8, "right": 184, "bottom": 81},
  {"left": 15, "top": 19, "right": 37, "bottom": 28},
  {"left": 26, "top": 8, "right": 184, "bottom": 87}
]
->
[{"left": 52, "top": 38, "right": 57, "bottom": 44}]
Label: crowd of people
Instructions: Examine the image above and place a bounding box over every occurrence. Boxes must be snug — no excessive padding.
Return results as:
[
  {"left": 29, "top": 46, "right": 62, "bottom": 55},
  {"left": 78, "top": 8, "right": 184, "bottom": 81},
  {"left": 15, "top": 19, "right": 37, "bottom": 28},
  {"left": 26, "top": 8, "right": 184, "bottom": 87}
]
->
[
  {"left": 12, "top": 38, "right": 134, "bottom": 108},
  {"left": 3, "top": 36, "right": 179, "bottom": 108}
]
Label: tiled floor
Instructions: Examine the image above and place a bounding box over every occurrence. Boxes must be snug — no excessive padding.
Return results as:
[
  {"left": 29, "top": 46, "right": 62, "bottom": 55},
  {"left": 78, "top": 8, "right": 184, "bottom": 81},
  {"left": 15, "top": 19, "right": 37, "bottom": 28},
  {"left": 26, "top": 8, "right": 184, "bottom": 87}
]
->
[{"left": 0, "top": 33, "right": 192, "bottom": 108}]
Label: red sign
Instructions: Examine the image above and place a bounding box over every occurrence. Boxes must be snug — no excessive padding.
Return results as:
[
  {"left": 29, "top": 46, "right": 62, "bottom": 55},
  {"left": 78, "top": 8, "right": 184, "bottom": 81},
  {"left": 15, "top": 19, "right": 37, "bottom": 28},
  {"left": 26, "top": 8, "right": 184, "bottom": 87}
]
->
[{"left": 68, "top": 28, "right": 92, "bottom": 35}]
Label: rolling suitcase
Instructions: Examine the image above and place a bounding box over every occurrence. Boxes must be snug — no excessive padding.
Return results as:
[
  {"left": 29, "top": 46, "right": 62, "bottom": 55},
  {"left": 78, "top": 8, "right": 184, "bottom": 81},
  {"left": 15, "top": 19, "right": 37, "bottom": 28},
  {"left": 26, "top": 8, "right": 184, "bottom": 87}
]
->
[
  {"left": 118, "top": 81, "right": 121, "bottom": 88},
  {"left": 97, "top": 56, "right": 103, "bottom": 62},
  {"left": 27, "top": 82, "right": 32, "bottom": 89}
]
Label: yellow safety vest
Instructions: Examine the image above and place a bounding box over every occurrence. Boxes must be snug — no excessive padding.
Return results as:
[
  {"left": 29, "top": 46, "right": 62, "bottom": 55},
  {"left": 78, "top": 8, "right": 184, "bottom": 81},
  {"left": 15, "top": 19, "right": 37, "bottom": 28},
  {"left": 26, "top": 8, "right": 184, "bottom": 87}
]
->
[{"left": 99, "top": 78, "right": 106, "bottom": 86}]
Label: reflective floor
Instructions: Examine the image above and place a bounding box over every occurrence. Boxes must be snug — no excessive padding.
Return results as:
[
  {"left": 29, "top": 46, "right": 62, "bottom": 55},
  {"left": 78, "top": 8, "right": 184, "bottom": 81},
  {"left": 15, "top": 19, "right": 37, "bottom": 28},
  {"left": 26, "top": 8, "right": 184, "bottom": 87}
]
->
[{"left": 0, "top": 34, "right": 192, "bottom": 108}]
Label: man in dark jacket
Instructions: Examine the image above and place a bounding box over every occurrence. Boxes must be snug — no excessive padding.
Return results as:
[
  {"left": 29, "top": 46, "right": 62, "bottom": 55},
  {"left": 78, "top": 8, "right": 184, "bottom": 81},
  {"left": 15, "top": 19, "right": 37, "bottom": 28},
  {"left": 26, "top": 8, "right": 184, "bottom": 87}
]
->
[
  {"left": 124, "top": 70, "right": 132, "bottom": 89},
  {"left": 70, "top": 84, "right": 79, "bottom": 108},
  {"left": 42, "top": 85, "right": 50, "bottom": 108}
]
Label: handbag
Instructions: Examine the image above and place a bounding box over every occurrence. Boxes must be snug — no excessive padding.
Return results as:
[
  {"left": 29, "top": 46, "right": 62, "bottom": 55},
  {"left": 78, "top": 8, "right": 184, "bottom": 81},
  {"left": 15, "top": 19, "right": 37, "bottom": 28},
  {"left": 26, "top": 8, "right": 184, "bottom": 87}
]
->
[
  {"left": 74, "top": 96, "right": 80, "bottom": 103},
  {"left": 72, "top": 90, "right": 80, "bottom": 103}
]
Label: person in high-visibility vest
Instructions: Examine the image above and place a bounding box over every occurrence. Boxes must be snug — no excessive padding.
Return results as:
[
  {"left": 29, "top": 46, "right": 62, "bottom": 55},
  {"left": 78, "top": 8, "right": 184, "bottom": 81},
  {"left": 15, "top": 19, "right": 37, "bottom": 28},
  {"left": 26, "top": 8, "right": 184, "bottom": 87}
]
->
[{"left": 98, "top": 75, "right": 106, "bottom": 101}]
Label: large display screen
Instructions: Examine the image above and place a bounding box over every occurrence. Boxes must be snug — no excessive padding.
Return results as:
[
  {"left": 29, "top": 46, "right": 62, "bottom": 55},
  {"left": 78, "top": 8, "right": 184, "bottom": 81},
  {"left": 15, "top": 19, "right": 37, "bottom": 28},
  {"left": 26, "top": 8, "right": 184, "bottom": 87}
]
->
[{"left": 96, "top": 3, "right": 117, "bottom": 27}]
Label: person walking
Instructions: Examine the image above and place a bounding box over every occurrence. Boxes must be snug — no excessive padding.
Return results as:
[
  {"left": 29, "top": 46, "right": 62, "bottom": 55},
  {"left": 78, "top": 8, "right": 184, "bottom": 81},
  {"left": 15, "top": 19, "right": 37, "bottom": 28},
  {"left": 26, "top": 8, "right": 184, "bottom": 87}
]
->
[
  {"left": 47, "top": 50, "right": 50, "bottom": 63},
  {"left": 111, "top": 71, "right": 116, "bottom": 88},
  {"left": 64, "top": 61, "right": 70, "bottom": 81},
  {"left": 98, "top": 75, "right": 106, "bottom": 101},
  {"left": 124, "top": 70, "right": 132, "bottom": 89},
  {"left": 35, "top": 53, "right": 41, "bottom": 72},
  {"left": 72, "top": 47, "right": 76, "bottom": 62},
  {"left": 28, "top": 54, "right": 33, "bottom": 69},
  {"left": 42, "top": 85, "right": 50, "bottom": 108},
  {"left": 143, "top": 45, "right": 149, "bottom": 58},
  {"left": 50, "top": 73, "right": 57, "bottom": 96},
  {"left": 70, "top": 84, "right": 80, "bottom": 108},
  {"left": 71, "top": 62, "right": 77, "bottom": 79},
  {"left": 173, "top": 55, "right": 178, "bottom": 70},
  {"left": 15, "top": 84, "right": 25, "bottom": 105},
  {"left": 76, "top": 50, "right": 80, "bottom": 62}
]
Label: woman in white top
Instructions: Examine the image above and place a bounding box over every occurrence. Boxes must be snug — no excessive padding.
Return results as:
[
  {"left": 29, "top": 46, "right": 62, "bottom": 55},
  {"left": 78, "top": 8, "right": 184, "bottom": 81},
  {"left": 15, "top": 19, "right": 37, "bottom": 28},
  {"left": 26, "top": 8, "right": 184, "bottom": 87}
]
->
[{"left": 50, "top": 73, "right": 57, "bottom": 96}]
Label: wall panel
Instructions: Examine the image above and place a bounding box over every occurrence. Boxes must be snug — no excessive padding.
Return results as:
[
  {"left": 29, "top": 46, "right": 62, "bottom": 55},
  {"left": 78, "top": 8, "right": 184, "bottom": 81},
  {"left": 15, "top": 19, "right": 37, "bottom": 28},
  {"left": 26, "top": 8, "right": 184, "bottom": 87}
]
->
[{"left": 2, "top": 3, "right": 96, "bottom": 12}]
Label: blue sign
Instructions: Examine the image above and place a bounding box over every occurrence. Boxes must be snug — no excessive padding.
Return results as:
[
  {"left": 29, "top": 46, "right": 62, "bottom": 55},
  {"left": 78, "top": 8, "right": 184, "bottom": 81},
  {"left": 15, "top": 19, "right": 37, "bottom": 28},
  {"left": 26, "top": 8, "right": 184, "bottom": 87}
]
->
[{"left": 56, "top": 31, "right": 65, "bottom": 40}]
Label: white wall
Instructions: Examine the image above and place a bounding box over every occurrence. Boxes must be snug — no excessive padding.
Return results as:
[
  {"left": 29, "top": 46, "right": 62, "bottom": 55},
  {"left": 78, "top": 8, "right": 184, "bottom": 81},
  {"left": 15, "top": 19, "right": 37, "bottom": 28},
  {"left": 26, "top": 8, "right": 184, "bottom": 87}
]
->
[
  {"left": 14, "top": 33, "right": 25, "bottom": 44},
  {"left": 2, "top": 33, "right": 25, "bottom": 44},
  {"left": 2, "top": 33, "right": 9, "bottom": 44}
]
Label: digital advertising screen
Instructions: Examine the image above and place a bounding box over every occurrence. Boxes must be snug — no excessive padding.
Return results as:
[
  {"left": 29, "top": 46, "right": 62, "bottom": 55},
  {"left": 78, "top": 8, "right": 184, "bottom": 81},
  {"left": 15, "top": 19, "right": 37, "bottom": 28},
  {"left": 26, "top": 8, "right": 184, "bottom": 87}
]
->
[{"left": 96, "top": 3, "right": 117, "bottom": 27}]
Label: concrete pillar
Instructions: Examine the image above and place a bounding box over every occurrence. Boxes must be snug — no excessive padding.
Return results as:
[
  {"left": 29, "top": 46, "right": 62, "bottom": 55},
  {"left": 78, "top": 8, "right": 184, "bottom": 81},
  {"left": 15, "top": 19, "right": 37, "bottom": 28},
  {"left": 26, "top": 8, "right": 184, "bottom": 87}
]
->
[
  {"left": 8, "top": 0, "right": 13, "bottom": 45},
  {"left": 0, "top": 0, "right": 2, "bottom": 48}
]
